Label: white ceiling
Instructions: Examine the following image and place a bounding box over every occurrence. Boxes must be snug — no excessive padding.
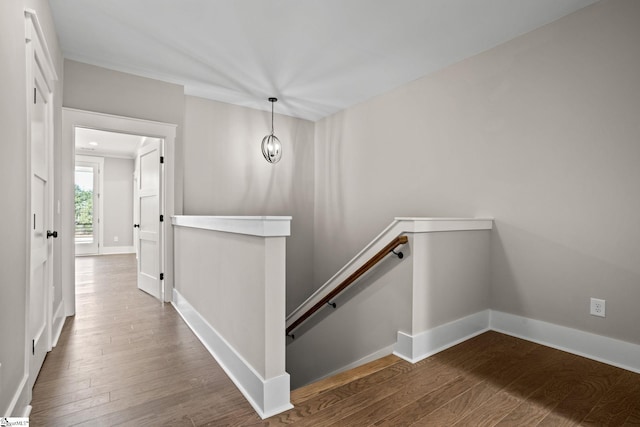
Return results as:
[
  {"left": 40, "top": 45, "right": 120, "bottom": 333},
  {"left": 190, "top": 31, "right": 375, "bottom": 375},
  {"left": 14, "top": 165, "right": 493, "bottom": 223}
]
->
[
  {"left": 75, "top": 127, "right": 145, "bottom": 158},
  {"left": 50, "top": 0, "right": 597, "bottom": 121}
]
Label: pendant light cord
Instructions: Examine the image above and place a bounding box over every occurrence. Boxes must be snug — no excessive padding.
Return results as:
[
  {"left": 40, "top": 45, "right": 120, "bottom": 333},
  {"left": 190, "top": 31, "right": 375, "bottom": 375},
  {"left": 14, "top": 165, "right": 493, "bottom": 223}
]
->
[{"left": 269, "top": 97, "right": 277, "bottom": 135}]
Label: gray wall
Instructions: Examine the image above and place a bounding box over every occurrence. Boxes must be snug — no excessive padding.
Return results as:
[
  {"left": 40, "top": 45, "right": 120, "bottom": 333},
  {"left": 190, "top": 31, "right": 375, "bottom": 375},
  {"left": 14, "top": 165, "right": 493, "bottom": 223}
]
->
[
  {"left": 63, "top": 59, "right": 186, "bottom": 214},
  {"left": 103, "top": 157, "right": 134, "bottom": 247},
  {"left": 313, "top": 0, "right": 640, "bottom": 345},
  {"left": 183, "top": 96, "right": 315, "bottom": 313},
  {"left": 0, "top": 0, "right": 63, "bottom": 415}
]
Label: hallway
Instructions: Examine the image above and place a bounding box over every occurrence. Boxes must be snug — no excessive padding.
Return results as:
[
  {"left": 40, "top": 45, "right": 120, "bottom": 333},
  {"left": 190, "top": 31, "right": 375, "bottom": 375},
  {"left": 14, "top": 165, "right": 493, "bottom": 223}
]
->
[{"left": 30, "top": 254, "right": 263, "bottom": 425}]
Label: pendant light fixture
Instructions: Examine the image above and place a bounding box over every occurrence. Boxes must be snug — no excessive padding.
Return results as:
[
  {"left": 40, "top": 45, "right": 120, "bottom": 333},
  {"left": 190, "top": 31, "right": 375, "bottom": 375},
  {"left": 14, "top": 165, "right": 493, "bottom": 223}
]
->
[{"left": 261, "top": 97, "right": 282, "bottom": 163}]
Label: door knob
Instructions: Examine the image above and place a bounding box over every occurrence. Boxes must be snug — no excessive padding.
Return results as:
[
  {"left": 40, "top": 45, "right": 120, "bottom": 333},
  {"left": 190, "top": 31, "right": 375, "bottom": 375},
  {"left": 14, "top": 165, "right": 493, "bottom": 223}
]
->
[
  {"left": 46, "top": 230, "right": 58, "bottom": 239},
  {"left": 133, "top": 224, "right": 140, "bottom": 228}
]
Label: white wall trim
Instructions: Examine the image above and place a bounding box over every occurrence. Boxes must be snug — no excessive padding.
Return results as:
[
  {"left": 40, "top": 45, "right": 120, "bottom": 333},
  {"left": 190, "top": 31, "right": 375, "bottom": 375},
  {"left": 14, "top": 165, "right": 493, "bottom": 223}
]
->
[
  {"left": 171, "top": 289, "right": 292, "bottom": 419},
  {"left": 395, "top": 217, "right": 494, "bottom": 233},
  {"left": 172, "top": 215, "right": 292, "bottom": 237},
  {"left": 51, "top": 300, "right": 65, "bottom": 347},
  {"left": 394, "top": 310, "right": 491, "bottom": 363},
  {"left": 391, "top": 309, "right": 640, "bottom": 375},
  {"left": 490, "top": 310, "right": 640, "bottom": 375},
  {"left": 24, "top": 9, "right": 58, "bottom": 83},
  {"left": 100, "top": 245, "right": 135, "bottom": 255},
  {"left": 3, "top": 374, "right": 29, "bottom": 417}
]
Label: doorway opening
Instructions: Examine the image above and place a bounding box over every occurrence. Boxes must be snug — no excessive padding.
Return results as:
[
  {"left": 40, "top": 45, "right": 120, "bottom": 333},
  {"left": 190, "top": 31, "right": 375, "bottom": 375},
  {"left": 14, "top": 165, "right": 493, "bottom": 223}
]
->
[
  {"left": 73, "top": 127, "right": 164, "bottom": 301},
  {"left": 62, "top": 108, "right": 177, "bottom": 317}
]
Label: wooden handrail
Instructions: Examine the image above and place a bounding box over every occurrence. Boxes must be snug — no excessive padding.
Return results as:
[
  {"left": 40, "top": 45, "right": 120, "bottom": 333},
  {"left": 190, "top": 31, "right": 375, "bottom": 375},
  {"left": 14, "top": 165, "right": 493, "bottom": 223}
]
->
[{"left": 286, "top": 235, "right": 408, "bottom": 336}]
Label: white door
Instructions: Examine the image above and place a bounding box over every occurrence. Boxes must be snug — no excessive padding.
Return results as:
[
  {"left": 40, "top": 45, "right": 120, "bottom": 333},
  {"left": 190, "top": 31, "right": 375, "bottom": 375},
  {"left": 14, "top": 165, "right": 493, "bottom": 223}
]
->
[
  {"left": 29, "top": 63, "right": 53, "bottom": 390},
  {"left": 136, "top": 140, "right": 163, "bottom": 300},
  {"left": 74, "top": 159, "right": 100, "bottom": 255}
]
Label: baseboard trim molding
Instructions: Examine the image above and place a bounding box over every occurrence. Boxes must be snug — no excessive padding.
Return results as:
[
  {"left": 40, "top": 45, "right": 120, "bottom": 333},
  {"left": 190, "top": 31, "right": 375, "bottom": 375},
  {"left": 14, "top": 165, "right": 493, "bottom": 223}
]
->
[
  {"left": 490, "top": 310, "right": 640, "bottom": 375},
  {"left": 100, "top": 245, "right": 135, "bottom": 255},
  {"left": 51, "top": 300, "right": 66, "bottom": 347},
  {"left": 394, "top": 310, "right": 491, "bottom": 363},
  {"left": 392, "top": 309, "right": 640, "bottom": 375},
  {"left": 171, "top": 289, "right": 292, "bottom": 419},
  {"left": 3, "top": 374, "right": 29, "bottom": 417}
]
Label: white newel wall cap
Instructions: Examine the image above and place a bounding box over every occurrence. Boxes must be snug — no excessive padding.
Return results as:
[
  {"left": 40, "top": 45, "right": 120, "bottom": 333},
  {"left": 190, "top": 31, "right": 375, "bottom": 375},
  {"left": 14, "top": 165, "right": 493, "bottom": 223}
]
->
[
  {"left": 172, "top": 215, "right": 292, "bottom": 237},
  {"left": 394, "top": 217, "right": 494, "bottom": 233},
  {"left": 286, "top": 217, "right": 493, "bottom": 327}
]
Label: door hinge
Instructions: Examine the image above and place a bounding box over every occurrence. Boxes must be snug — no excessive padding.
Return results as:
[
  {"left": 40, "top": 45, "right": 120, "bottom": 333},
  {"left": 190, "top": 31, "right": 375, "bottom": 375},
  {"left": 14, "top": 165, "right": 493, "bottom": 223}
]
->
[
  {"left": 160, "top": 156, "right": 164, "bottom": 164},
  {"left": 160, "top": 273, "right": 164, "bottom": 280},
  {"left": 160, "top": 215, "right": 164, "bottom": 222},
  {"left": 34, "top": 87, "right": 36, "bottom": 104},
  {"left": 32, "top": 339, "right": 35, "bottom": 355}
]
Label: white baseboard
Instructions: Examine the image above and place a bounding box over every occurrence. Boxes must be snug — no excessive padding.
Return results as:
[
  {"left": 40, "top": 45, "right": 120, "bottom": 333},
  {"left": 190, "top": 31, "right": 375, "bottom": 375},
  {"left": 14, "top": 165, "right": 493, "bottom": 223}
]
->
[
  {"left": 490, "top": 310, "right": 640, "bottom": 375},
  {"left": 3, "top": 374, "right": 29, "bottom": 417},
  {"left": 392, "top": 309, "right": 640, "bottom": 375},
  {"left": 51, "top": 300, "right": 66, "bottom": 347},
  {"left": 100, "top": 245, "right": 135, "bottom": 255},
  {"left": 171, "top": 289, "right": 292, "bottom": 419},
  {"left": 394, "top": 310, "right": 491, "bottom": 363}
]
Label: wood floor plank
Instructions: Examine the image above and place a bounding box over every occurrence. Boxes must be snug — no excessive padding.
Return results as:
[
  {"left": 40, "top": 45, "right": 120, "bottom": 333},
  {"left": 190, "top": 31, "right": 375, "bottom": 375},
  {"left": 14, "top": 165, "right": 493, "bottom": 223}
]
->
[
  {"left": 290, "top": 354, "right": 402, "bottom": 404},
  {"left": 452, "top": 390, "right": 522, "bottom": 426},
  {"left": 622, "top": 405, "right": 640, "bottom": 426},
  {"left": 406, "top": 339, "right": 540, "bottom": 426},
  {"left": 493, "top": 370, "right": 578, "bottom": 426},
  {"left": 287, "top": 335, "right": 519, "bottom": 427},
  {"left": 494, "top": 392, "right": 564, "bottom": 427},
  {"left": 267, "top": 361, "right": 415, "bottom": 425},
  {"left": 372, "top": 335, "right": 538, "bottom": 426},
  {"left": 293, "top": 367, "right": 454, "bottom": 427},
  {"left": 537, "top": 360, "right": 625, "bottom": 426},
  {"left": 580, "top": 370, "right": 640, "bottom": 426},
  {"left": 451, "top": 345, "right": 570, "bottom": 426},
  {"left": 335, "top": 332, "right": 517, "bottom": 427},
  {"left": 371, "top": 375, "right": 474, "bottom": 427},
  {"left": 30, "top": 392, "right": 111, "bottom": 420}
]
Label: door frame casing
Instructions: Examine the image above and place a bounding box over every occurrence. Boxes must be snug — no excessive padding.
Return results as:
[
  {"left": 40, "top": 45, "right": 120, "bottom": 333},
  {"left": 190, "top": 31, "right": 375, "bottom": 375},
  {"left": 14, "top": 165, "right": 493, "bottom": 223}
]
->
[{"left": 61, "top": 108, "right": 177, "bottom": 315}]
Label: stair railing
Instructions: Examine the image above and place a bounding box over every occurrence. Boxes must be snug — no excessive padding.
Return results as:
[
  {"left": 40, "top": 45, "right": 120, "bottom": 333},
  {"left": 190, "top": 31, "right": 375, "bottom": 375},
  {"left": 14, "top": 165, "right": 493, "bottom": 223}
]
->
[{"left": 286, "top": 235, "right": 408, "bottom": 337}]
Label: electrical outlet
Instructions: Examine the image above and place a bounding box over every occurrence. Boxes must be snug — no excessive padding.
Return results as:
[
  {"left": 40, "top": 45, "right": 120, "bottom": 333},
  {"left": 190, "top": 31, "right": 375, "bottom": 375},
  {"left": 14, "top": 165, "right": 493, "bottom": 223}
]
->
[
  {"left": 113, "top": 236, "right": 119, "bottom": 242},
  {"left": 590, "top": 298, "right": 606, "bottom": 317}
]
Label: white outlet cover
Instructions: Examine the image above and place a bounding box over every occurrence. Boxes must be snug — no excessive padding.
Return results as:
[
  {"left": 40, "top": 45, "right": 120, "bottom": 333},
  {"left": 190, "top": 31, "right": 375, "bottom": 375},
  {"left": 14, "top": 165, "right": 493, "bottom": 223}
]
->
[{"left": 590, "top": 298, "right": 606, "bottom": 318}]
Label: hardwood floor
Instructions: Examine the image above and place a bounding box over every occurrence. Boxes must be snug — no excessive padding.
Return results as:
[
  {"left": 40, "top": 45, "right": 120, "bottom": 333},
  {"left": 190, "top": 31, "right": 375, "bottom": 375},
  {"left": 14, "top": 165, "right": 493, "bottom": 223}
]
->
[
  {"left": 31, "top": 254, "right": 640, "bottom": 426},
  {"left": 31, "top": 254, "right": 263, "bottom": 426}
]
